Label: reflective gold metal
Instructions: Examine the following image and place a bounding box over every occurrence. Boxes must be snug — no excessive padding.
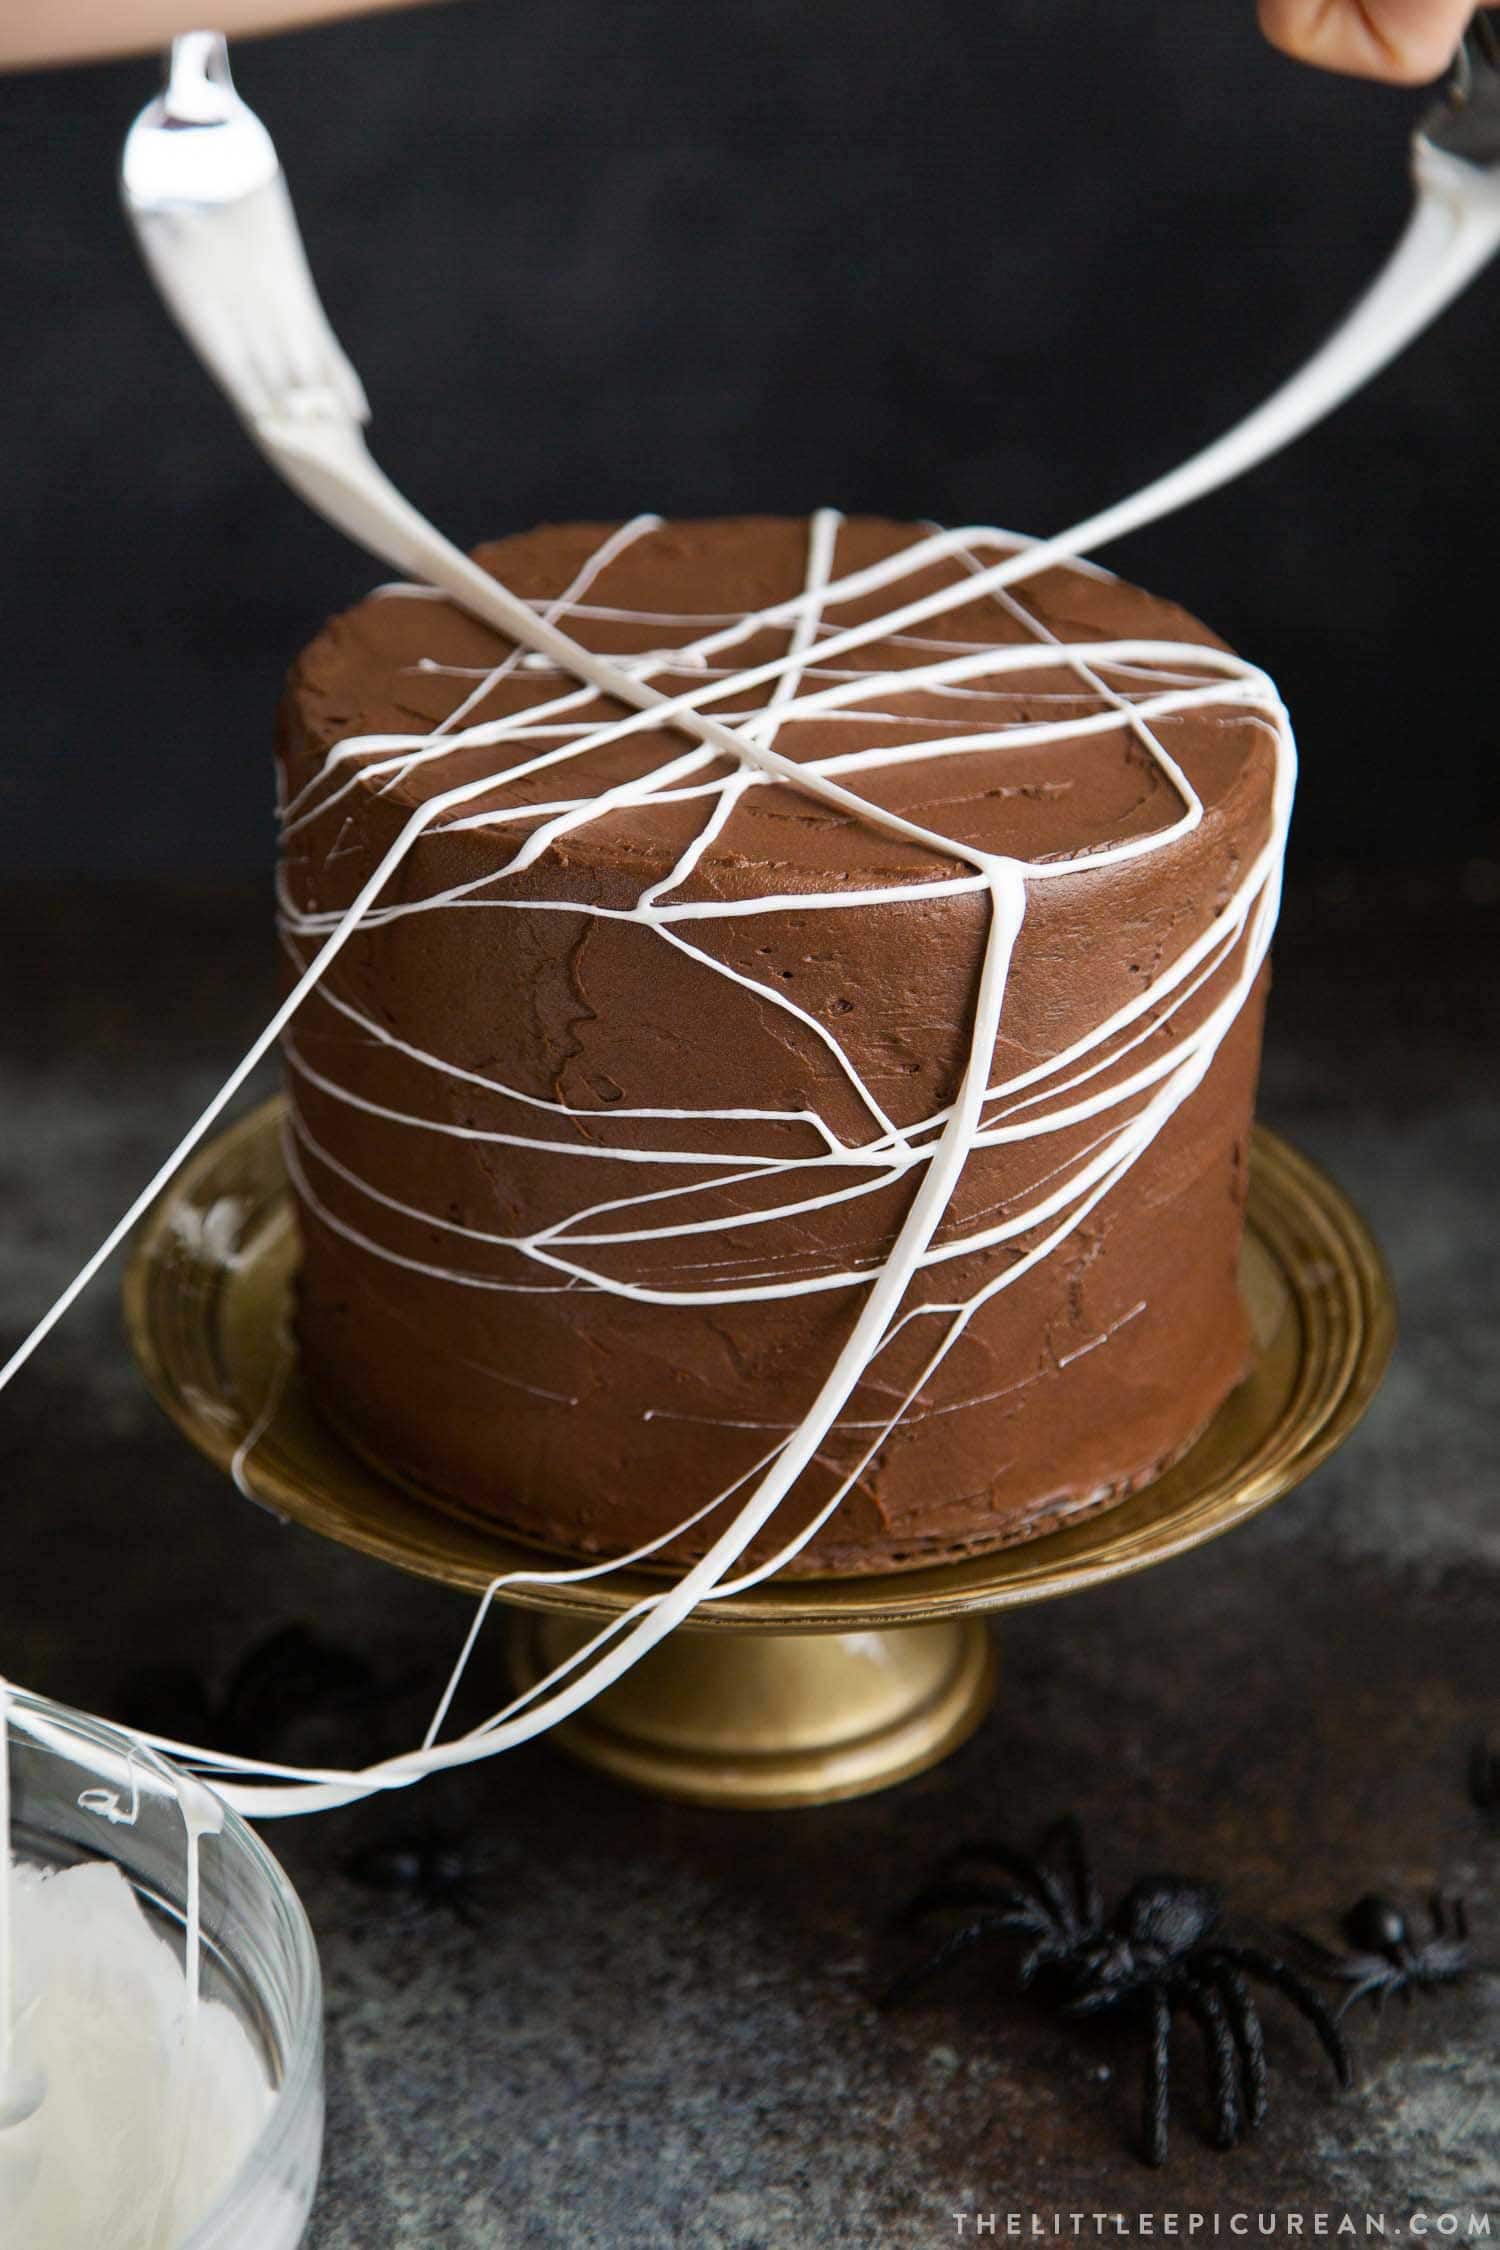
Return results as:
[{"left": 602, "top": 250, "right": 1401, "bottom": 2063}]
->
[{"left": 124, "top": 1101, "right": 1394, "bottom": 1807}]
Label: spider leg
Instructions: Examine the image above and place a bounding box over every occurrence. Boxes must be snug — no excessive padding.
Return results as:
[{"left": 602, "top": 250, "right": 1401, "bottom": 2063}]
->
[
  {"left": 1047, "top": 1813, "right": 1101, "bottom": 1933},
  {"left": 1279, "top": 1925, "right": 1361, "bottom": 1978},
  {"left": 1018, "top": 1933, "right": 1073, "bottom": 1988},
  {"left": 899, "top": 1880, "right": 1052, "bottom": 1933},
  {"left": 1180, "top": 1975, "right": 1243, "bottom": 2150},
  {"left": 1335, "top": 1969, "right": 1395, "bottom": 2021},
  {"left": 1218, "top": 1946, "right": 1352, "bottom": 2086},
  {"left": 923, "top": 1838, "right": 1078, "bottom": 1936},
  {"left": 1422, "top": 1941, "right": 1476, "bottom": 1983},
  {"left": 882, "top": 1913, "right": 1029, "bottom": 2008},
  {"left": 1215, "top": 1963, "right": 1268, "bottom": 2130},
  {"left": 1143, "top": 1988, "right": 1172, "bottom": 2168},
  {"left": 1435, "top": 1895, "right": 1470, "bottom": 1945},
  {"left": 1419, "top": 1899, "right": 1476, "bottom": 1971}
]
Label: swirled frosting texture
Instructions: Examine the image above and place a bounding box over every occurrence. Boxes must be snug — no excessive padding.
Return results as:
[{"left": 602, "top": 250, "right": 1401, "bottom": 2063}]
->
[{"left": 276, "top": 515, "right": 1288, "bottom": 1573}]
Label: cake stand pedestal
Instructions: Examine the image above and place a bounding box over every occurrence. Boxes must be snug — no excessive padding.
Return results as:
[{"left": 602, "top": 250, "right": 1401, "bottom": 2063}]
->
[
  {"left": 506, "top": 1612, "right": 997, "bottom": 1808},
  {"left": 124, "top": 1105, "right": 1393, "bottom": 1810}
]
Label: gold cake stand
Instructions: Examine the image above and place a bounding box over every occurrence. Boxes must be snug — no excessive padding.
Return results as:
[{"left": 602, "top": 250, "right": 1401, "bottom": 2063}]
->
[{"left": 124, "top": 1100, "right": 1394, "bottom": 1810}]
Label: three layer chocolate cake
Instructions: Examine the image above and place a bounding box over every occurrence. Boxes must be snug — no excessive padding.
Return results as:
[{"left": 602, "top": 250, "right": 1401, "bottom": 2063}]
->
[{"left": 275, "top": 514, "right": 1291, "bottom": 1575}]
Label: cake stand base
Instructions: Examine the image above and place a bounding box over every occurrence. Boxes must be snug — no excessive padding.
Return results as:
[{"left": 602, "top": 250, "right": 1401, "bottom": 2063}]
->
[
  {"left": 125, "top": 1107, "right": 1395, "bottom": 1810},
  {"left": 508, "top": 1613, "right": 996, "bottom": 1809}
]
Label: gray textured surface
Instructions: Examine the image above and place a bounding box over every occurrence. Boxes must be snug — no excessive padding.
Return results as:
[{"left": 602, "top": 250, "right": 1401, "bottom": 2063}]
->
[{"left": 1, "top": 872, "right": 1497, "bottom": 2245}]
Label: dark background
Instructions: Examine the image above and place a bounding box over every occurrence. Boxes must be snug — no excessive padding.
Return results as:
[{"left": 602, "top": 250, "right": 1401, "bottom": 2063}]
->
[{"left": 2, "top": 0, "right": 1497, "bottom": 879}]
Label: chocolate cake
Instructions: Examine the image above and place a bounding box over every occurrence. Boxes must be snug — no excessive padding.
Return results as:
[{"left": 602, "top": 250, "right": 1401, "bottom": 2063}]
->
[{"left": 275, "top": 514, "right": 1291, "bottom": 1576}]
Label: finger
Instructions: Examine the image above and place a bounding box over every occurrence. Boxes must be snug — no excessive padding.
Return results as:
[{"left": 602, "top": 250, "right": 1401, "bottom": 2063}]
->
[
  {"left": 1, "top": 0, "right": 452, "bottom": 74},
  {"left": 1258, "top": 0, "right": 1481, "bottom": 83}
]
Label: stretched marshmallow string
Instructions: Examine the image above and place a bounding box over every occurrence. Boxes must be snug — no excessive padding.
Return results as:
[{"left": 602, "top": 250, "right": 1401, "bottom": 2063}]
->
[
  {"left": 214, "top": 511, "right": 1291, "bottom": 1814},
  {"left": 264, "top": 111, "right": 1500, "bottom": 860},
  {"left": 21, "top": 111, "right": 1496, "bottom": 1799},
  {"left": 28, "top": 499, "right": 1282, "bottom": 1827},
  {"left": 6, "top": 509, "right": 1292, "bottom": 1816},
  {"left": 0, "top": 72, "right": 1464, "bottom": 1814}
]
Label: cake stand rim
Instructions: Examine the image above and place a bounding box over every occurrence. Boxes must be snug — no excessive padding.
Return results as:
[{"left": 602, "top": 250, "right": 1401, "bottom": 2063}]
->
[{"left": 122, "top": 1101, "right": 1395, "bottom": 1633}]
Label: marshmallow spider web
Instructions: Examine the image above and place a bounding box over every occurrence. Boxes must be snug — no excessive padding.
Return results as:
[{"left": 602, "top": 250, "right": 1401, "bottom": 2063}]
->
[
  {"left": 8, "top": 70, "right": 1500, "bottom": 1827},
  {"left": 37, "top": 505, "right": 1294, "bottom": 1817}
]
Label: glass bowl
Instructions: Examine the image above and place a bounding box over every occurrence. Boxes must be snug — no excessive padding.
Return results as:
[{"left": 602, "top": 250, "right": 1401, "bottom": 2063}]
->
[{"left": 5, "top": 1686, "right": 323, "bottom": 2248}]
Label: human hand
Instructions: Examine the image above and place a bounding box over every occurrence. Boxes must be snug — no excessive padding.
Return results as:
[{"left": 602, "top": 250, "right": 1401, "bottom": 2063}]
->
[
  {"left": 1259, "top": 0, "right": 1497, "bottom": 83},
  {"left": 1, "top": 0, "right": 447, "bottom": 72}
]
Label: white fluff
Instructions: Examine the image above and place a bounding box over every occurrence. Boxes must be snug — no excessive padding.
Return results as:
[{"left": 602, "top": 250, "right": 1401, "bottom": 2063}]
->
[{"left": 0, "top": 1857, "right": 272, "bottom": 2249}]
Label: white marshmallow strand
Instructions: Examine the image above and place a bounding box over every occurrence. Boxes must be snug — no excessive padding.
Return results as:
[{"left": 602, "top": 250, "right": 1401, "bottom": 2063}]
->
[
  {"left": 6, "top": 100, "right": 1500, "bottom": 1818},
  {"left": 198, "top": 512, "right": 1294, "bottom": 1816}
]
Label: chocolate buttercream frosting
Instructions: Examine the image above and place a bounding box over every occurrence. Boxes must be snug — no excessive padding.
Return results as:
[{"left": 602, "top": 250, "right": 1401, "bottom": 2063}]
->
[{"left": 276, "top": 515, "right": 1290, "bottom": 1575}]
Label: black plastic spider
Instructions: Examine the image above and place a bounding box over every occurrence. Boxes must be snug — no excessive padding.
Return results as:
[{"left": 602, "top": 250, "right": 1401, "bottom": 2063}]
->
[
  {"left": 1286, "top": 1893, "right": 1475, "bottom": 2017},
  {"left": 886, "top": 1817, "right": 1349, "bottom": 2166},
  {"left": 1469, "top": 1742, "right": 1500, "bottom": 1824},
  {"left": 343, "top": 1828, "right": 482, "bottom": 1925}
]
